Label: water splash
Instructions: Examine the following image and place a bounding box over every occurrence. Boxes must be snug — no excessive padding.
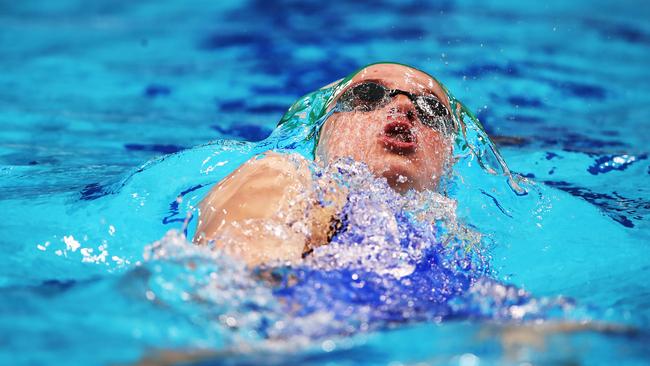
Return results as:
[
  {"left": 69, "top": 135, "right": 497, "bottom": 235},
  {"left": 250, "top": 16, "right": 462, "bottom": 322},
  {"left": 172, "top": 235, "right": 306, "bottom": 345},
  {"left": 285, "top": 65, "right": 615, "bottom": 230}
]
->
[{"left": 132, "top": 157, "right": 579, "bottom": 348}]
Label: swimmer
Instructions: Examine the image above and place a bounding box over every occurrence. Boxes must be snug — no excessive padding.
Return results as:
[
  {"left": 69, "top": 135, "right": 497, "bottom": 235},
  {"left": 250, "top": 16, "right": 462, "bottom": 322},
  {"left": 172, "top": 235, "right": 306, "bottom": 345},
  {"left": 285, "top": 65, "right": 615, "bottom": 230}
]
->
[{"left": 193, "top": 63, "right": 456, "bottom": 266}]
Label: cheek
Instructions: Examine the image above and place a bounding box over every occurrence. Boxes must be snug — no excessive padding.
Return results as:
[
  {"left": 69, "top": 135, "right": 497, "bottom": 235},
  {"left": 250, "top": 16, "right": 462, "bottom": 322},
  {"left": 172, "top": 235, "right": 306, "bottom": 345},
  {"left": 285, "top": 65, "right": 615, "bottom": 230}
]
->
[
  {"left": 317, "top": 114, "right": 379, "bottom": 161},
  {"left": 415, "top": 129, "right": 448, "bottom": 178}
]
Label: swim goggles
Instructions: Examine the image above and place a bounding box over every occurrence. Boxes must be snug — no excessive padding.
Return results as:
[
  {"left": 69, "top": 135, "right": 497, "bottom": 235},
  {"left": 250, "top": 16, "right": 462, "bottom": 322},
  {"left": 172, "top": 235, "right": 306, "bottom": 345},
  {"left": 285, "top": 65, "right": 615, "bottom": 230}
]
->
[{"left": 335, "top": 81, "right": 455, "bottom": 135}]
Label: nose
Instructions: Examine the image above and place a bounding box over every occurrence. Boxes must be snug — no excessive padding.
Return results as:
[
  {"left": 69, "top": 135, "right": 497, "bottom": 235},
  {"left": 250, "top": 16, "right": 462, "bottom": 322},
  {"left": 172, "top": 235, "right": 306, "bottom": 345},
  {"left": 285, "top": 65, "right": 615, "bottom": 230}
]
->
[{"left": 389, "top": 94, "right": 418, "bottom": 122}]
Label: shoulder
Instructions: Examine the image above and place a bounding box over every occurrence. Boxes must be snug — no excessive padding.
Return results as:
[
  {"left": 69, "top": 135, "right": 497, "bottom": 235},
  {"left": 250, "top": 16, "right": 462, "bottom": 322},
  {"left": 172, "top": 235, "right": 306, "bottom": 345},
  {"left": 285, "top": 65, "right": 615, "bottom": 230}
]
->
[
  {"left": 242, "top": 151, "right": 311, "bottom": 179},
  {"left": 221, "top": 151, "right": 312, "bottom": 192},
  {"left": 198, "top": 152, "right": 314, "bottom": 222}
]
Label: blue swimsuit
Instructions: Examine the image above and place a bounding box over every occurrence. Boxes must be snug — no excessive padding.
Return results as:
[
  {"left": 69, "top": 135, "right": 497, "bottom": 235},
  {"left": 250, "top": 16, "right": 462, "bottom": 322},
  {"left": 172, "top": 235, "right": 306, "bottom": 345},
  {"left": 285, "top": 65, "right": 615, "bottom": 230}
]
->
[{"left": 271, "top": 201, "right": 476, "bottom": 326}]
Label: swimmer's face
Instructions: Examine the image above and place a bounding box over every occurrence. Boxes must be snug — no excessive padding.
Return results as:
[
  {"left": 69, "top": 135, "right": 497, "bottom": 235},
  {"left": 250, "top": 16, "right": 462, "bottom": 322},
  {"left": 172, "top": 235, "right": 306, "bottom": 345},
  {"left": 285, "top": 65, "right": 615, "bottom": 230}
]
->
[{"left": 316, "top": 63, "right": 453, "bottom": 192}]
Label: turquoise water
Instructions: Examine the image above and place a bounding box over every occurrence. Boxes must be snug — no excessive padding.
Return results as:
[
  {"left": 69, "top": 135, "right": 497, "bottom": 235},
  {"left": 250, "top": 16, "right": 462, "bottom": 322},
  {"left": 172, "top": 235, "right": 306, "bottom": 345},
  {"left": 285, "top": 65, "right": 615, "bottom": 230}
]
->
[{"left": 1, "top": 0, "right": 649, "bottom": 365}]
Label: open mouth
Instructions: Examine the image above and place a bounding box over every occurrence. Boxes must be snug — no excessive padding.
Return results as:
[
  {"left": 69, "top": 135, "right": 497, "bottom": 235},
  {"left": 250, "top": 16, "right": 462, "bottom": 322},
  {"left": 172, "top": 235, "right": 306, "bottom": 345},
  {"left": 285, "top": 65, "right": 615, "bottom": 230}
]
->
[{"left": 381, "top": 120, "right": 417, "bottom": 154}]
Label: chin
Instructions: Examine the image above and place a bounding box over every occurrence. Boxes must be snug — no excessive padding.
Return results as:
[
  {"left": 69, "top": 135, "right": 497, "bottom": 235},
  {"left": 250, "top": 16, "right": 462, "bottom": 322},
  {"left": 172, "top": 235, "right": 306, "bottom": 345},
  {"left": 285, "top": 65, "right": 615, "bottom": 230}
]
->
[{"left": 376, "top": 159, "right": 419, "bottom": 192}]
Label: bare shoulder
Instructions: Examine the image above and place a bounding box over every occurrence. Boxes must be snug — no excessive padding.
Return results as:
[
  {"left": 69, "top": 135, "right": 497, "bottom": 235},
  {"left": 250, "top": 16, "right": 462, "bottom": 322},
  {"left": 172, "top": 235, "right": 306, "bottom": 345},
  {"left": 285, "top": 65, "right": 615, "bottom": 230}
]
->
[
  {"left": 240, "top": 151, "right": 312, "bottom": 182},
  {"left": 208, "top": 151, "right": 313, "bottom": 200},
  {"left": 194, "top": 151, "right": 314, "bottom": 244},
  {"left": 193, "top": 151, "right": 346, "bottom": 262}
]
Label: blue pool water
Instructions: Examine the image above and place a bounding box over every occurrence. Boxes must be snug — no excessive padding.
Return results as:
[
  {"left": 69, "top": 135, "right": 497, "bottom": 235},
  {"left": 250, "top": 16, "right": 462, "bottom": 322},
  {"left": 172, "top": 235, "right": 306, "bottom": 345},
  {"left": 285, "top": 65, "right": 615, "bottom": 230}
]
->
[{"left": 1, "top": 0, "right": 649, "bottom": 365}]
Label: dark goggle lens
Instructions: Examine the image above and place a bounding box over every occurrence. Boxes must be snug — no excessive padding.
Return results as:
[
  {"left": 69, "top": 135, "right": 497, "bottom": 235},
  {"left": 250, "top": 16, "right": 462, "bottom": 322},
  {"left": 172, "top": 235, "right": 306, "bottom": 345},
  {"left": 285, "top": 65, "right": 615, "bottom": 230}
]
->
[
  {"left": 338, "top": 82, "right": 387, "bottom": 111},
  {"left": 352, "top": 82, "right": 386, "bottom": 104},
  {"left": 415, "top": 96, "right": 453, "bottom": 133},
  {"left": 415, "top": 96, "right": 449, "bottom": 119}
]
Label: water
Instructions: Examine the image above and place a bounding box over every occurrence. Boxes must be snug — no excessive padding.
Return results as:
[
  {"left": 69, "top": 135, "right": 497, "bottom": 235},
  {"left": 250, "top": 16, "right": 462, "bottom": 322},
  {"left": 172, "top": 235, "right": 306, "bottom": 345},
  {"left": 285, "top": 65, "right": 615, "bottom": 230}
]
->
[{"left": 1, "top": 0, "right": 649, "bottom": 365}]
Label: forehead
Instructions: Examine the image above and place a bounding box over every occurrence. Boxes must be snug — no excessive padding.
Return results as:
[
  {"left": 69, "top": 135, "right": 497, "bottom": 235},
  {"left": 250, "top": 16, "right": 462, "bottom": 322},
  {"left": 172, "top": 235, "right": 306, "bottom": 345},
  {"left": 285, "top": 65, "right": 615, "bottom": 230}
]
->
[{"left": 349, "top": 64, "right": 449, "bottom": 104}]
